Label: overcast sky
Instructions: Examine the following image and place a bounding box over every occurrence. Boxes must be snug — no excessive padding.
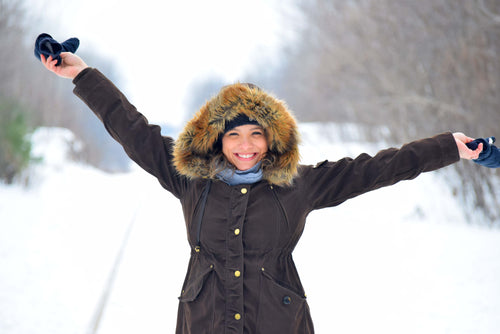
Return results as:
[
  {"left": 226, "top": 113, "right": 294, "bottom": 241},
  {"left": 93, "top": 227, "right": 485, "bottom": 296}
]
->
[{"left": 29, "top": 0, "right": 300, "bottom": 126}]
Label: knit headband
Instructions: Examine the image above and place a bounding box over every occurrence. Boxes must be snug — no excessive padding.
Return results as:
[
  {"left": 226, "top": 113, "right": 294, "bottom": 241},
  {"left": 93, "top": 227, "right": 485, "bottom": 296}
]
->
[{"left": 224, "top": 114, "right": 261, "bottom": 134}]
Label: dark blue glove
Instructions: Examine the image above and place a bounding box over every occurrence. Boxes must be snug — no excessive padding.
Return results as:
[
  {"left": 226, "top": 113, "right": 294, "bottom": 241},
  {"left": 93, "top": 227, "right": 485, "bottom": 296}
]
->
[
  {"left": 34, "top": 33, "right": 80, "bottom": 66},
  {"left": 466, "top": 137, "right": 500, "bottom": 168}
]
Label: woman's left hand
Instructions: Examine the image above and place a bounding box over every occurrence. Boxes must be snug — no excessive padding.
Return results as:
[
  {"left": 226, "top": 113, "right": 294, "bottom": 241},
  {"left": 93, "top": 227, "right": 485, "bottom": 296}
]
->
[{"left": 453, "top": 132, "right": 483, "bottom": 160}]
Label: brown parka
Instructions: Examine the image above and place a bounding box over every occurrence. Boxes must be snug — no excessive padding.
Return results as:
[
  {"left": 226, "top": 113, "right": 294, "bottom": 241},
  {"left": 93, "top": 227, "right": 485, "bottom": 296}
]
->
[{"left": 72, "top": 68, "right": 460, "bottom": 334}]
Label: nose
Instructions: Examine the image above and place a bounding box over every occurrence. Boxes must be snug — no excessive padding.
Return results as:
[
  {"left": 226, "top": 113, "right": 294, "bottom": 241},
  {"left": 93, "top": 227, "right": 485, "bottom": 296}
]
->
[{"left": 238, "top": 135, "right": 252, "bottom": 150}]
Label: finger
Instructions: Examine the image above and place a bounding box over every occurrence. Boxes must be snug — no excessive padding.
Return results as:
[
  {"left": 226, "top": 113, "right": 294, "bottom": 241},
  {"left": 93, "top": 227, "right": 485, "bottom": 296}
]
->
[
  {"left": 470, "top": 143, "right": 483, "bottom": 159},
  {"left": 59, "top": 52, "right": 68, "bottom": 63},
  {"left": 465, "top": 136, "right": 476, "bottom": 143},
  {"left": 48, "top": 57, "right": 58, "bottom": 69},
  {"left": 41, "top": 55, "right": 51, "bottom": 68},
  {"left": 459, "top": 134, "right": 474, "bottom": 144},
  {"left": 41, "top": 55, "right": 52, "bottom": 69},
  {"left": 44, "top": 56, "right": 52, "bottom": 69}
]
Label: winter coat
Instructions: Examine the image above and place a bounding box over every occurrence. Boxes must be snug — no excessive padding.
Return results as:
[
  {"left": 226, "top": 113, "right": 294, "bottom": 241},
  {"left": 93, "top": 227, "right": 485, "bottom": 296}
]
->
[{"left": 72, "top": 68, "right": 460, "bottom": 334}]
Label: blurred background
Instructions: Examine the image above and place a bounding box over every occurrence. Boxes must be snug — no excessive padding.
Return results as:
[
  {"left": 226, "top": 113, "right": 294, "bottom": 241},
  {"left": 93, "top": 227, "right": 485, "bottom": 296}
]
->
[{"left": 1, "top": 0, "right": 500, "bottom": 333}]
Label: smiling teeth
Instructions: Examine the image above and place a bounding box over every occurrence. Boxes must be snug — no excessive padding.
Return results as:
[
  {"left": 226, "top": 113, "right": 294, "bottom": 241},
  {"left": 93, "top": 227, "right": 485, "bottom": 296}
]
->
[{"left": 238, "top": 154, "right": 254, "bottom": 158}]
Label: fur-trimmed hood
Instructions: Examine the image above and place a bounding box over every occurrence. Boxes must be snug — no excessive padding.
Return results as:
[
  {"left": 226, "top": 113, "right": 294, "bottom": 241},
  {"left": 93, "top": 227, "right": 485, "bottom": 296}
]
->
[{"left": 173, "top": 83, "right": 300, "bottom": 186}]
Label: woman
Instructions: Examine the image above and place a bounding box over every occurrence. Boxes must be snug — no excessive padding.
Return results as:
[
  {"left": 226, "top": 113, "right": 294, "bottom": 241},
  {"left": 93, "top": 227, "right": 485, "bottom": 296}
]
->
[{"left": 41, "top": 52, "right": 482, "bottom": 334}]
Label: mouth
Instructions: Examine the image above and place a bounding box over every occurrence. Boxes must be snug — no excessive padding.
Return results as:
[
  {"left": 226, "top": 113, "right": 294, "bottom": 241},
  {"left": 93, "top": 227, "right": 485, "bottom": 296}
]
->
[{"left": 235, "top": 153, "right": 258, "bottom": 161}]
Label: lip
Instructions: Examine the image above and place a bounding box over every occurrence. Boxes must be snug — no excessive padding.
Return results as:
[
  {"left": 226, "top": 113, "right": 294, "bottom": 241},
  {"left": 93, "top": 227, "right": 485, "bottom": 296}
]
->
[{"left": 234, "top": 153, "right": 257, "bottom": 161}]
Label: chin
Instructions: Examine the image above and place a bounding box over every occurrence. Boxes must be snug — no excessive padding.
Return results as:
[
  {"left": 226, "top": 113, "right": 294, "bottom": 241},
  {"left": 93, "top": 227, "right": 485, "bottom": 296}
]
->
[
  {"left": 234, "top": 160, "right": 259, "bottom": 171},
  {"left": 235, "top": 164, "right": 255, "bottom": 171}
]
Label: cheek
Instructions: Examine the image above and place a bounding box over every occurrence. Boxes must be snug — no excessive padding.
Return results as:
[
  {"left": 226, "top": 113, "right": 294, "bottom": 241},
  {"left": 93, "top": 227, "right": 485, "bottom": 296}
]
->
[
  {"left": 221, "top": 140, "right": 233, "bottom": 159},
  {"left": 259, "top": 139, "right": 269, "bottom": 154}
]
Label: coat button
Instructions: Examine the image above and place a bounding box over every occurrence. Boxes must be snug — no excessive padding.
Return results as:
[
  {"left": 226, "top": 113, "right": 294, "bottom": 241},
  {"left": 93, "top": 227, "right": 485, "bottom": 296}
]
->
[
  {"left": 283, "top": 296, "right": 292, "bottom": 305},
  {"left": 241, "top": 188, "right": 247, "bottom": 194},
  {"left": 234, "top": 270, "right": 241, "bottom": 277},
  {"left": 234, "top": 313, "right": 241, "bottom": 320},
  {"left": 234, "top": 228, "right": 240, "bottom": 235}
]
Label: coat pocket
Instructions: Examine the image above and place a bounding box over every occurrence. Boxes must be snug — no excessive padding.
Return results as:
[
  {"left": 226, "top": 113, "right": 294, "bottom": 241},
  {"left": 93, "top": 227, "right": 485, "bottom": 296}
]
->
[
  {"left": 177, "top": 264, "right": 216, "bottom": 334},
  {"left": 178, "top": 264, "right": 214, "bottom": 302},
  {"left": 256, "top": 269, "right": 307, "bottom": 334}
]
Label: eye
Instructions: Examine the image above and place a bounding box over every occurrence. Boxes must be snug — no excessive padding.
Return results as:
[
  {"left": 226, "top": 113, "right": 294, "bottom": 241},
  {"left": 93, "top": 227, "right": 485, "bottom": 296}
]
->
[{"left": 252, "top": 130, "right": 264, "bottom": 136}]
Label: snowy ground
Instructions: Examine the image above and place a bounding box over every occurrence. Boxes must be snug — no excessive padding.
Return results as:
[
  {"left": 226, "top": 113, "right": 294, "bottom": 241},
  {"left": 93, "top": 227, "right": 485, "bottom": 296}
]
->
[{"left": 1, "top": 125, "right": 499, "bottom": 334}]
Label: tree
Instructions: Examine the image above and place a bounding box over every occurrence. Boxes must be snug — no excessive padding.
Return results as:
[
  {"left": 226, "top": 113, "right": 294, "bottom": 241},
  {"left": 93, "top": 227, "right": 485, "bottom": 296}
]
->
[{"left": 0, "top": 99, "right": 32, "bottom": 183}]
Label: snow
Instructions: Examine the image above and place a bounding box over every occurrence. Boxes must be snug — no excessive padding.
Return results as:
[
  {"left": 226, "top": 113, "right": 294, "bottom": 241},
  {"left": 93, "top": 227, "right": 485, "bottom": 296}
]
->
[{"left": 1, "top": 126, "right": 499, "bottom": 334}]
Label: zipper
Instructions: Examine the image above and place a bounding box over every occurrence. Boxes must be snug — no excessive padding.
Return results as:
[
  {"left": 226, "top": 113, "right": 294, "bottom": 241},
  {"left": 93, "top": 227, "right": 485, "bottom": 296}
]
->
[
  {"left": 194, "top": 179, "right": 212, "bottom": 252},
  {"left": 269, "top": 185, "right": 290, "bottom": 229}
]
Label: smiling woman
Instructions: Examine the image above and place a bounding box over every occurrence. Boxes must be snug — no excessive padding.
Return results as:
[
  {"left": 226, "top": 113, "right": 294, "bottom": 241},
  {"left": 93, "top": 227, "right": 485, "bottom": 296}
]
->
[{"left": 39, "top": 49, "right": 484, "bottom": 334}]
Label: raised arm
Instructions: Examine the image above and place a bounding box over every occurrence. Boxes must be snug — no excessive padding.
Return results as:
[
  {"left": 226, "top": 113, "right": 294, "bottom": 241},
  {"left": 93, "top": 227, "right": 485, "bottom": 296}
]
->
[
  {"left": 302, "top": 132, "right": 462, "bottom": 210},
  {"left": 40, "top": 53, "right": 187, "bottom": 198}
]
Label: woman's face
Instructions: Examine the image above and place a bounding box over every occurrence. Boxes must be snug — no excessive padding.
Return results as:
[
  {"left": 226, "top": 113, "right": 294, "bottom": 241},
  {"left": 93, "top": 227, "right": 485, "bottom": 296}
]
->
[{"left": 222, "top": 124, "right": 268, "bottom": 171}]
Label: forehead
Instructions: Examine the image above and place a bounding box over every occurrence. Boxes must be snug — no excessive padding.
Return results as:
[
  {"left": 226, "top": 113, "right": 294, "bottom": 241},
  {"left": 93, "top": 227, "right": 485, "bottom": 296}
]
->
[{"left": 226, "top": 124, "right": 264, "bottom": 132}]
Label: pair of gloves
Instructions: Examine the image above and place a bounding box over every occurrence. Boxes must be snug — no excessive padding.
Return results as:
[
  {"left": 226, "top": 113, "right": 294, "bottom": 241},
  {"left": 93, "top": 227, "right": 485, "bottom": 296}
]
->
[{"left": 34, "top": 33, "right": 79, "bottom": 66}]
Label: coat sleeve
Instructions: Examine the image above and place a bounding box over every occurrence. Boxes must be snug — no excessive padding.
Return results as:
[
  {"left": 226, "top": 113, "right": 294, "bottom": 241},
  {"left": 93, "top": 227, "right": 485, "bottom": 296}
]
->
[
  {"left": 72, "top": 67, "right": 187, "bottom": 198},
  {"left": 301, "top": 132, "right": 460, "bottom": 210}
]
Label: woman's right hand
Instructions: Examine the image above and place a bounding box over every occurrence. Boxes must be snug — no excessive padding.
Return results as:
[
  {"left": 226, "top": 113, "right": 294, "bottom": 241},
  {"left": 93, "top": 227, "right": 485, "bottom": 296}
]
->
[{"left": 40, "top": 52, "right": 88, "bottom": 79}]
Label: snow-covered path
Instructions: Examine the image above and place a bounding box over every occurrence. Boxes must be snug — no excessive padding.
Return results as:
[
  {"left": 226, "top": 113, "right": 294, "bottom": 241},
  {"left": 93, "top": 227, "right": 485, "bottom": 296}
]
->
[{"left": 1, "top": 126, "right": 499, "bottom": 334}]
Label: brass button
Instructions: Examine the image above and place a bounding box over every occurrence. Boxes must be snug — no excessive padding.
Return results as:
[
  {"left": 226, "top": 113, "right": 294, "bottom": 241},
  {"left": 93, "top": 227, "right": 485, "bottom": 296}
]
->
[
  {"left": 234, "top": 313, "right": 241, "bottom": 320},
  {"left": 234, "top": 228, "right": 240, "bottom": 235},
  {"left": 234, "top": 270, "right": 241, "bottom": 277},
  {"left": 240, "top": 188, "right": 247, "bottom": 194}
]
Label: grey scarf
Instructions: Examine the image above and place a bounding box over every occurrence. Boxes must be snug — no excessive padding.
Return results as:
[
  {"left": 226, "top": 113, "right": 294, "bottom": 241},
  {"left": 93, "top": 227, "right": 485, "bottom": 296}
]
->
[{"left": 216, "top": 162, "right": 263, "bottom": 186}]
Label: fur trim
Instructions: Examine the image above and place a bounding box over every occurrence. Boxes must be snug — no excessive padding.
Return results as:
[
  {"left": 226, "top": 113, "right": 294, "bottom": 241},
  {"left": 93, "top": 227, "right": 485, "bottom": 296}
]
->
[{"left": 173, "top": 83, "right": 300, "bottom": 186}]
